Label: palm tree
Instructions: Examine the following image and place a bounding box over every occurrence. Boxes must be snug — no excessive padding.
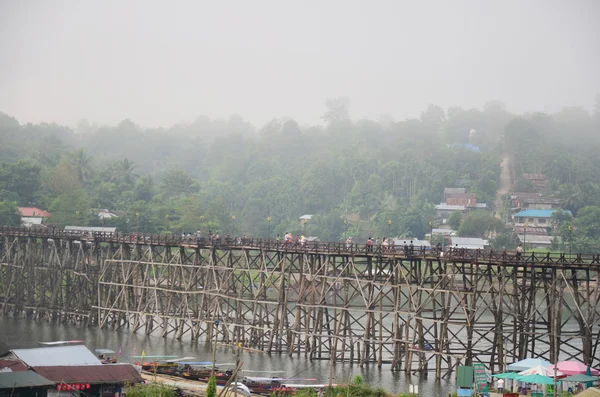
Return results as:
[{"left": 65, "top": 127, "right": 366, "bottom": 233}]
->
[
  {"left": 69, "top": 148, "right": 94, "bottom": 185},
  {"left": 109, "top": 158, "right": 138, "bottom": 186}
]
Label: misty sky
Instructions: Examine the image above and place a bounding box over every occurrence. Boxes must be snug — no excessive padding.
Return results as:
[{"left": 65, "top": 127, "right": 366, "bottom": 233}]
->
[{"left": 1, "top": 0, "right": 599, "bottom": 128}]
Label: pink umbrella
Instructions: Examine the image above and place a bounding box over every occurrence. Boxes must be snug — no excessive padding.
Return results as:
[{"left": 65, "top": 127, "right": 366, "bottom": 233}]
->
[
  {"left": 519, "top": 365, "right": 563, "bottom": 377},
  {"left": 553, "top": 361, "right": 600, "bottom": 376}
]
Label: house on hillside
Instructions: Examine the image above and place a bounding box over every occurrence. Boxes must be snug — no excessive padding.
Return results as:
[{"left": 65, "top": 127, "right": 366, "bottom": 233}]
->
[
  {"left": 510, "top": 192, "right": 542, "bottom": 209},
  {"left": 521, "top": 197, "right": 562, "bottom": 210},
  {"left": 96, "top": 209, "right": 128, "bottom": 220},
  {"left": 18, "top": 207, "right": 51, "bottom": 227},
  {"left": 517, "top": 234, "right": 560, "bottom": 250},
  {"left": 522, "top": 174, "right": 548, "bottom": 190},
  {"left": 446, "top": 193, "right": 477, "bottom": 208},
  {"left": 435, "top": 204, "right": 466, "bottom": 222},
  {"left": 513, "top": 209, "right": 571, "bottom": 227},
  {"left": 444, "top": 188, "right": 466, "bottom": 201},
  {"left": 298, "top": 215, "right": 313, "bottom": 224}
]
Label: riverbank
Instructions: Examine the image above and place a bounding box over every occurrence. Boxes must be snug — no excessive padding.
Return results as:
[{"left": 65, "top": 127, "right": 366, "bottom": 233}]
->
[{"left": 142, "top": 372, "right": 207, "bottom": 396}]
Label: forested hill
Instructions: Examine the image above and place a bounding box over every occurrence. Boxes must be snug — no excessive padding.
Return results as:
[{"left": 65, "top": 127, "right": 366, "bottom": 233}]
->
[{"left": 0, "top": 98, "right": 599, "bottom": 243}]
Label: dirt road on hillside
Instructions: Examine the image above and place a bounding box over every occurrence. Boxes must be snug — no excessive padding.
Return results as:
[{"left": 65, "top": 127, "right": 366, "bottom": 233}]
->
[{"left": 495, "top": 154, "right": 511, "bottom": 219}]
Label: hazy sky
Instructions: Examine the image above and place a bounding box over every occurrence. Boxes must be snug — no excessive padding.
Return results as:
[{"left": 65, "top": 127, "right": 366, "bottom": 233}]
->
[{"left": 1, "top": 0, "right": 599, "bottom": 128}]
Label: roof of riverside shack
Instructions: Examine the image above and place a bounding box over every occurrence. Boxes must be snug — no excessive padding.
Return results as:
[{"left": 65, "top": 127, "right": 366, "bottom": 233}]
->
[
  {"left": 11, "top": 345, "right": 102, "bottom": 367},
  {"left": 0, "top": 370, "right": 55, "bottom": 388},
  {"left": 0, "top": 359, "right": 28, "bottom": 372},
  {"left": 32, "top": 364, "right": 143, "bottom": 384}
]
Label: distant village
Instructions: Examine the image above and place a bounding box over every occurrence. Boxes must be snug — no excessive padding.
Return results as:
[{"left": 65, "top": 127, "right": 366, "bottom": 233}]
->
[
  {"left": 433, "top": 173, "right": 567, "bottom": 251},
  {"left": 13, "top": 171, "right": 569, "bottom": 253}
]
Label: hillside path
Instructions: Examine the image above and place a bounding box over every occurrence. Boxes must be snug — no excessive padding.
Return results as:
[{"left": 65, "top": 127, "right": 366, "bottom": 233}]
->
[{"left": 495, "top": 153, "right": 511, "bottom": 219}]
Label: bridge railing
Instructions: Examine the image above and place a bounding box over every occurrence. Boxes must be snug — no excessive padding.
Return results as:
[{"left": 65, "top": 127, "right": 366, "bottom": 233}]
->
[{"left": 2, "top": 226, "right": 600, "bottom": 266}]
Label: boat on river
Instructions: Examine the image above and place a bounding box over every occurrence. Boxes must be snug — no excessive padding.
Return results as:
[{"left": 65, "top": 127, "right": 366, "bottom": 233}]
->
[
  {"left": 134, "top": 355, "right": 189, "bottom": 375},
  {"left": 95, "top": 348, "right": 118, "bottom": 364},
  {"left": 138, "top": 357, "right": 323, "bottom": 395}
]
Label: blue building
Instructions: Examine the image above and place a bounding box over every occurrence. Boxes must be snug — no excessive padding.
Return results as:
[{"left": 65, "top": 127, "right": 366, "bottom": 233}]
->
[{"left": 513, "top": 209, "right": 572, "bottom": 226}]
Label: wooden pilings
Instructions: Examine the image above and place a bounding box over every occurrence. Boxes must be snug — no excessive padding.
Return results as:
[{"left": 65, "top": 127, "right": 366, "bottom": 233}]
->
[{"left": 0, "top": 232, "right": 599, "bottom": 379}]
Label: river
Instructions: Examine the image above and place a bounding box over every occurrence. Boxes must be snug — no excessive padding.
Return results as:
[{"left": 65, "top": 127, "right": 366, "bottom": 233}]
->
[{"left": 0, "top": 316, "right": 454, "bottom": 396}]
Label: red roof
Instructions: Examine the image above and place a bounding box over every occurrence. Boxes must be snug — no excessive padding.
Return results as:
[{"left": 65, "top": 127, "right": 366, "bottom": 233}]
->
[
  {"left": 0, "top": 359, "right": 28, "bottom": 372},
  {"left": 32, "top": 365, "right": 143, "bottom": 384},
  {"left": 18, "top": 207, "right": 51, "bottom": 218}
]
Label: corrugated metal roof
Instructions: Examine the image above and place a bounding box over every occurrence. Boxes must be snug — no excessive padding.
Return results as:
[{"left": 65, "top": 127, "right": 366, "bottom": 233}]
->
[
  {"left": 450, "top": 237, "right": 486, "bottom": 250},
  {"left": 0, "top": 371, "right": 55, "bottom": 388},
  {"left": 513, "top": 226, "right": 548, "bottom": 235},
  {"left": 435, "top": 204, "right": 466, "bottom": 211},
  {"left": 393, "top": 239, "right": 431, "bottom": 247},
  {"left": 444, "top": 188, "right": 466, "bottom": 194},
  {"left": 514, "top": 209, "right": 571, "bottom": 218},
  {"left": 33, "top": 364, "right": 143, "bottom": 384},
  {"left": 518, "top": 235, "right": 560, "bottom": 245},
  {"left": 523, "top": 173, "right": 546, "bottom": 180},
  {"left": 0, "top": 359, "right": 28, "bottom": 372},
  {"left": 64, "top": 226, "right": 117, "bottom": 233},
  {"left": 432, "top": 228, "right": 456, "bottom": 235},
  {"left": 11, "top": 345, "right": 102, "bottom": 367},
  {"left": 522, "top": 198, "right": 562, "bottom": 204}
]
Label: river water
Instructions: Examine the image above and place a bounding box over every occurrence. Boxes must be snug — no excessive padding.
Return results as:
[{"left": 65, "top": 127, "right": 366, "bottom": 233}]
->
[{"left": 0, "top": 316, "right": 454, "bottom": 396}]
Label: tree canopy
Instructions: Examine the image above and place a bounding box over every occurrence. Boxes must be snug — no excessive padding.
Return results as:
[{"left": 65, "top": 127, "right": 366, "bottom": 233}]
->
[{"left": 0, "top": 98, "right": 598, "bottom": 246}]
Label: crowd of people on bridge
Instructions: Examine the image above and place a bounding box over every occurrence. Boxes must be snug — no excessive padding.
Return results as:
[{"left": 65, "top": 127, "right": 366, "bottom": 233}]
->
[{"left": 15, "top": 227, "right": 540, "bottom": 260}]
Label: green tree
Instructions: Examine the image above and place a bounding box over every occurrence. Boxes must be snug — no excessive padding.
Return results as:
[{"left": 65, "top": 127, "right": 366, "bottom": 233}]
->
[
  {"left": 458, "top": 211, "right": 505, "bottom": 237},
  {"left": 0, "top": 201, "right": 20, "bottom": 225},
  {"left": 490, "top": 232, "right": 513, "bottom": 250},
  {"left": 207, "top": 375, "right": 217, "bottom": 397},
  {"left": 109, "top": 158, "right": 138, "bottom": 186},
  {"left": 0, "top": 160, "right": 42, "bottom": 205},
  {"left": 129, "top": 200, "right": 160, "bottom": 233},
  {"left": 512, "top": 178, "right": 534, "bottom": 192},
  {"left": 68, "top": 148, "right": 94, "bottom": 185},
  {"left": 161, "top": 168, "right": 199, "bottom": 198},
  {"left": 48, "top": 188, "right": 93, "bottom": 227},
  {"left": 448, "top": 211, "right": 462, "bottom": 230},
  {"left": 172, "top": 196, "right": 205, "bottom": 232},
  {"left": 42, "top": 159, "right": 81, "bottom": 197},
  {"left": 135, "top": 175, "right": 154, "bottom": 202},
  {"left": 574, "top": 206, "right": 600, "bottom": 239}
]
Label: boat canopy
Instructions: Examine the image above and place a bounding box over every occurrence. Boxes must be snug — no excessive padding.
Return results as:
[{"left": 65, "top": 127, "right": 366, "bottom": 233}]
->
[
  {"left": 95, "top": 349, "right": 116, "bottom": 355},
  {"left": 166, "top": 357, "right": 197, "bottom": 362},
  {"left": 176, "top": 361, "right": 214, "bottom": 366}
]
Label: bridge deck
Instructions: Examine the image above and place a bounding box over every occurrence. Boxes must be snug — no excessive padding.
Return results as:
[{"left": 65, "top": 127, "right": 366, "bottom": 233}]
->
[{"left": 3, "top": 227, "right": 599, "bottom": 269}]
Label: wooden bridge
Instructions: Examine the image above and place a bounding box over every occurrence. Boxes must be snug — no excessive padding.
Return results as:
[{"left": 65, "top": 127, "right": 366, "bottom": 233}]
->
[{"left": 1, "top": 227, "right": 599, "bottom": 379}]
